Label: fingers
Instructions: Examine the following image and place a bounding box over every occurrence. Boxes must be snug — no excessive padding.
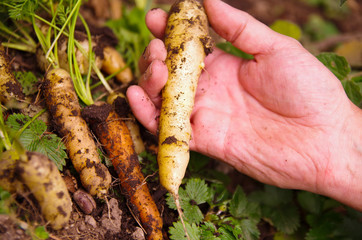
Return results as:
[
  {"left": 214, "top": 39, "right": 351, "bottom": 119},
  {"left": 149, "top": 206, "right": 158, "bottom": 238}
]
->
[
  {"left": 145, "top": 8, "right": 168, "bottom": 39},
  {"left": 139, "top": 38, "right": 167, "bottom": 74},
  {"left": 204, "top": 0, "right": 292, "bottom": 55},
  {"left": 126, "top": 86, "right": 159, "bottom": 134},
  {"left": 138, "top": 59, "right": 168, "bottom": 108}
]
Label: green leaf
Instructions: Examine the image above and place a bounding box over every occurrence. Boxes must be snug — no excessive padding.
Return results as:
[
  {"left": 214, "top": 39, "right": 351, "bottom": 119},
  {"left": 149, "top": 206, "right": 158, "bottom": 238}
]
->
[
  {"left": 0, "top": 187, "right": 11, "bottom": 201},
  {"left": 167, "top": 178, "right": 211, "bottom": 224},
  {"left": 183, "top": 204, "right": 204, "bottom": 224},
  {"left": 341, "top": 79, "right": 362, "bottom": 106},
  {"left": 340, "top": 0, "right": 347, "bottom": 6},
  {"left": 217, "top": 42, "right": 254, "bottom": 60},
  {"left": 218, "top": 225, "right": 237, "bottom": 240},
  {"left": 200, "top": 222, "right": 220, "bottom": 240},
  {"left": 316, "top": 52, "right": 350, "bottom": 80},
  {"left": 249, "top": 185, "right": 293, "bottom": 207},
  {"left": 2, "top": 0, "right": 39, "bottom": 21},
  {"left": 270, "top": 20, "right": 302, "bottom": 40},
  {"left": 34, "top": 225, "right": 49, "bottom": 239},
  {"left": 6, "top": 114, "right": 67, "bottom": 170},
  {"left": 14, "top": 71, "right": 38, "bottom": 95},
  {"left": 240, "top": 218, "right": 260, "bottom": 240},
  {"left": 185, "top": 178, "right": 212, "bottom": 205},
  {"left": 229, "top": 185, "right": 247, "bottom": 218},
  {"left": 297, "top": 191, "right": 323, "bottom": 214},
  {"left": 188, "top": 151, "right": 210, "bottom": 173},
  {"left": 106, "top": 7, "right": 151, "bottom": 76},
  {"left": 303, "top": 14, "right": 339, "bottom": 41},
  {"left": 263, "top": 204, "right": 300, "bottom": 234},
  {"left": 169, "top": 221, "right": 200, "bottom": 240}
]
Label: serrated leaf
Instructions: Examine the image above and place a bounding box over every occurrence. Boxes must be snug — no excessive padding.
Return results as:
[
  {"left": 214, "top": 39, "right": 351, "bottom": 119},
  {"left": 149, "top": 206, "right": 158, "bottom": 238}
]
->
[
  {"left": 188, "top": 151, "right": 210, "bottom": 173},
  {"left": 341, "top": 79, "right": 362, "bottom": 106},
  {"left": 240, "top": 219, "right": 260, "bottom": 240},
  {"left": 185, "top": 178, "right": 212, "bottom": 204},
  {"left": 316, "top": 52, "right": 350, "bottom": 80},
  {"left": 169, "top": 221, "right": 200, "bottom": 240},
  {"left": 14, "top": 71, "right": 39, "bottom": 95},
  {"left": 251, "top": 185, "right": 293, "bottom": 207},
  {"left": 6, "top": 114, "right": 67, "bottom": 170},
  {"left": 183, "top": 203, "right": 204, "bottom": 224},
  {"left": 34, "top": 226, "right": 49, "bottom": 239},
  {"left": 263, "top": 204, "right": 300, "bottom": 234},
  {"left": 166, "top": 188, "right": 189, "bottom": 210},
  {"left": 297, "top": 191, "right": 323, "bottom": 214},
  {"left": 167, "top": 179, "right": 210, "bottom": 224},
  {"left": 200, "top": 222, "right": 220, "bottom": 240},
  {"left": 32, "top": 135, "right": 67, "bottom": 171},
  {"left": 218, "top": 225, "right": 237, "bottom": 240},
  {"left": 229, "top": 185, "right": 247, "bottom": 218},
  {"left": 270, "top": 20, "right": 302, "bottom": 40}
]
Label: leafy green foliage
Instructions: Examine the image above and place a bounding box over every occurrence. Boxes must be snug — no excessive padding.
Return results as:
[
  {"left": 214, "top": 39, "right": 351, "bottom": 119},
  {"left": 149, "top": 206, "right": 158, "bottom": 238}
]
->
[
  {"left": 317, "top": 52, "right": 350, "bottom": 80},
  {"left": 0, "top": 187, "right": 14, "bottom": 214},
  {"left": 298, "top": 191, "right": 362, "bottom": 240},
  {"left": 317, "top": 52, "right": 362, "bottom": 106},
  {"left": 139, "top": 150, "right": 159, "bottom": 177},
  {"left": 169, "top": 221, "right": 200, "bottom": 240},
  {"left": 6, "top": 113, "right": 67, "bottom": 170},
  {"left": 301, "top": 0, "right": 349, "bottom": 18},
  {"left": 217, "top": 42, "right": 254, "bottom": 60},
  {"left": 339, "top": 0, "right": 347, "bottom": 5},
  {"left": 249, "top": 185, "right": 300, "bottom": 234},
  {"left": 167, "top": 178, "right": 212, "bottom": 224},
  {"left": 106, "top": 6, "right": 151, "bottom": 76},
  {"left": 303, "top": 14, "right": 339, "bottom": 41},
  {"left": 1, "top": 0, "right": 40, "bottom": 20},
  {"left": 33, "top": 226, "right": 49, "bottom": 239},
  {"left": 14, "top": 71, "right": 39, "bottom": 95},
  {"left": 270, "top": 20, "right": 302, "bottom": 40},
  {"left": 167, "top": 179, "right": 261, "bottom": 240}
]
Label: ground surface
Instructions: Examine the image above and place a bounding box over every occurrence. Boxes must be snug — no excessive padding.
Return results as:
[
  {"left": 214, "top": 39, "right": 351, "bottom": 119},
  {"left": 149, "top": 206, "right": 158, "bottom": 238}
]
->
[{"left": 1, "top": 0, "right": 361, "bottom": 239}]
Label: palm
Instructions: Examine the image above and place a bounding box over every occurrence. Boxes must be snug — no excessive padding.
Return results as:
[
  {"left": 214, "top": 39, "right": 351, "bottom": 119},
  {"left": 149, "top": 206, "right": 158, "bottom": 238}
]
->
[{"left": 190, "top": 47, "right": 348, "bottom": 189}]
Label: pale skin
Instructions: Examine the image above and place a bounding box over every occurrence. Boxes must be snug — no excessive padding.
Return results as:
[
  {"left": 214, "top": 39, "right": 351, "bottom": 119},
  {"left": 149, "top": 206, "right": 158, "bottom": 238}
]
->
[{"left": 126, "top": 0, "right": 362, "bottom": 210}]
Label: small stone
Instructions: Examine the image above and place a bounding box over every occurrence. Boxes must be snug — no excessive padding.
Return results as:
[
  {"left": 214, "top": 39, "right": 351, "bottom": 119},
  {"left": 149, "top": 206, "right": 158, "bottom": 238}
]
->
[
  {"left": 131, "top": 227, "right": 145, "bottom": 240},
  {"left": 85, "top": 215, "right": 97, "bottom": 228}
]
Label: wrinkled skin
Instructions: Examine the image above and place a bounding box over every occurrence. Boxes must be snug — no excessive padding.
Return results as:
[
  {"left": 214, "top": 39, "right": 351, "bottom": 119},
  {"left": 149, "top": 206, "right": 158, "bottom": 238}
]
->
[{"left": 127, "top": 0, "right": 362, "bottom": 210}]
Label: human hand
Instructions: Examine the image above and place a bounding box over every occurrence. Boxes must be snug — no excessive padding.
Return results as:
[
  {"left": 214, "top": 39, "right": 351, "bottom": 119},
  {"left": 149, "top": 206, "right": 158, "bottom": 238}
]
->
[{"left": 127, "top": 0, "right": 362, "bottom": 209}]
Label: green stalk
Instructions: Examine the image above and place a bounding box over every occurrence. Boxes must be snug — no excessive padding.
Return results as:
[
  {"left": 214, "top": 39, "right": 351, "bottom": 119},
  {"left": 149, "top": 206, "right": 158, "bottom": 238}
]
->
[
  {"left": 14, "top": 109, "right": 46, "bottom": 140},
  {"left": 45, "top": 0, "right": 82, "bottom": 60},
  {"left": 79, "top": 15, "right": 94, "bottom": 98},
  {"left": 0, "top": 107, "right": 11, "bottom": 151},
  {"left": 67, "top": 1, "right": 93, "bottom": 105}
]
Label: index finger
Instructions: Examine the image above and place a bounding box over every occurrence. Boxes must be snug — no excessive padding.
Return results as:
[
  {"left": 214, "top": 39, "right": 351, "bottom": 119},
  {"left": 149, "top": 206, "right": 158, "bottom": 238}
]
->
[{"left": 145, "top": 8, "right": 168, "bottom": 39}]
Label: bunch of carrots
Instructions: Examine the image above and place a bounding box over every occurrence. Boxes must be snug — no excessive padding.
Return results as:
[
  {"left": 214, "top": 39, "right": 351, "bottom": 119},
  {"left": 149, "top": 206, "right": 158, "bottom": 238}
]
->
[{"left": 0, "top": 0, "right": 212, "bottom": 239}]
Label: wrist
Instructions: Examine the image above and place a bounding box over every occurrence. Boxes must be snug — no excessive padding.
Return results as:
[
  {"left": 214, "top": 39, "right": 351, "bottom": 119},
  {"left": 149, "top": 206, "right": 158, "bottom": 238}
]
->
[{"left": 319, "top": 103, "right": 362, "bottom": 211}]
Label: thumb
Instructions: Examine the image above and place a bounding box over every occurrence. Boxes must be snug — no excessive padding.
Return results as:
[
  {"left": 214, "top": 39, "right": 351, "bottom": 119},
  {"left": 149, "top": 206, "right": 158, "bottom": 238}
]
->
[{"left": 204, "top": 0, "right": 288, "bottom": 55}]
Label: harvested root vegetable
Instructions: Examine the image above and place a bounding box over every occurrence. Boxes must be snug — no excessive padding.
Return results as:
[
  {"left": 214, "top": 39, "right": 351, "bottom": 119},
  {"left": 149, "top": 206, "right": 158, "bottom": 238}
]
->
[
  {"left": 102, "top": 46, "right": 133, "bottom": 84},
  {"left": 0, "top": 150, "right": 72, "bottom": 230},
  {"left": 157, "top": 1, "right": 213, "bottom": 236},
  {"left": 158, "top": 0, "right": 213, "bottom": 198},
  {"left": 42, "top": 68, "right": 111, "bottom": 198},
  {"left": 82, "top": 103, "right": 163, "bottom": 240},
  {"left": 0, "top": 44, "right": 26, "bottom": 109},
  {"left": 0, "top": 148, "right": 25, "bottom": 193},
  {"left": 107, "top": 92, "right": 145, "bottom": 154},
  {"left": 17, "top": 152, "right": 72, "bottom": 230},
  {"left": 36, "top": 32, "right": 103, "bottom": 74}
]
